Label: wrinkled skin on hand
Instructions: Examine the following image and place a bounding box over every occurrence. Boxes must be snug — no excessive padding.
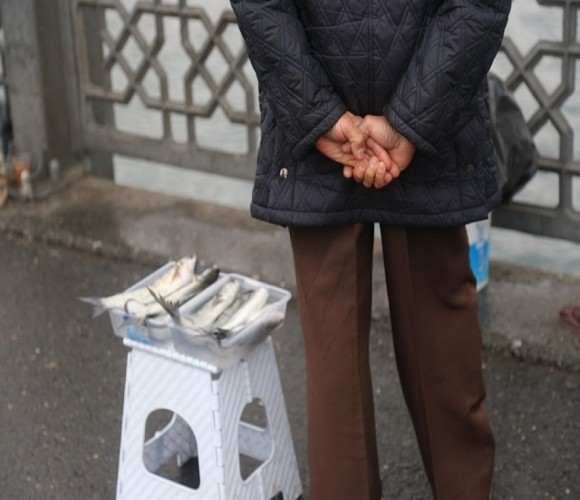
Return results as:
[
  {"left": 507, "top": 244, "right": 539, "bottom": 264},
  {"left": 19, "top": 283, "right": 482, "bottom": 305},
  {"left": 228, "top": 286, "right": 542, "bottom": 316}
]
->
[{"left": 316, "top": 112, "right": 415, "bottom": 189}]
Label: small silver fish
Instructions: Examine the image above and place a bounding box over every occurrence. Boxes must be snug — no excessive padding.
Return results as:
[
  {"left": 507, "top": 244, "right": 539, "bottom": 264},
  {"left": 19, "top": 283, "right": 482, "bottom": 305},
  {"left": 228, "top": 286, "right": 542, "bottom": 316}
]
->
[
  {"left": 149, "top": 279, "right": 240, "bottom": 338},
  {"left": 210, "top": 287, "right": 270, "bottom": 343},
  {"left": 219, "top": 287, "right": 269, "bottom": 333},
  {"left": 80, "top": 255, "right": 198, "bottom": 317},
  {"left": 212, "top": 293, "right": 248, "bottom": 330},
  {"left": 219, "top": 308, "right": 285, "bottom": 347},
  {"left": 185, "top": 280, "right": 240, "bottom": 332},
  {"left": 125, "top": 266, "right": 219, "bottom": 318}
]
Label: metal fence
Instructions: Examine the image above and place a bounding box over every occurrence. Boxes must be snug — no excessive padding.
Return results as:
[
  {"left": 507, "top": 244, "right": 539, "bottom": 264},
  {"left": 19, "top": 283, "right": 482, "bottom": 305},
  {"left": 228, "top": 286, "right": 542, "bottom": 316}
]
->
[
  {"left": 75, "top": 0, "right": 259, "bottom": 180},
  {"left": 492, "top": 0, "right": 580, "bottom": 242}
]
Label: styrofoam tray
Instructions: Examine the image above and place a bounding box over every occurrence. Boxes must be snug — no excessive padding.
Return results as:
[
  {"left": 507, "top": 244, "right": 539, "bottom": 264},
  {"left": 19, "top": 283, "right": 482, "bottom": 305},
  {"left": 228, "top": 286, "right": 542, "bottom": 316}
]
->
[{"left": 170, "top": 273, "right": 292, "bottom": 369}]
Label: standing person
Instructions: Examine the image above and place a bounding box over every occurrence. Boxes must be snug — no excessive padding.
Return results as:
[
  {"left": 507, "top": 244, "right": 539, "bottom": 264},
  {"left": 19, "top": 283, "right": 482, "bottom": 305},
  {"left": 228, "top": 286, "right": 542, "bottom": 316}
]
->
[{"left": 229, "top": 1, "right": 511, "bottom": 499}]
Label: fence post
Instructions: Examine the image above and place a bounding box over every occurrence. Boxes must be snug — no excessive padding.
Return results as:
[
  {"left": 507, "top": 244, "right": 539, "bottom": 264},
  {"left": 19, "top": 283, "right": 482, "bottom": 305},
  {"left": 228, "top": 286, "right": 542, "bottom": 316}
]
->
[
  {"left": 76, "top": 2, "right": 115, "bottom": 178},
  {"left": 0, "top": 0, "right": 88, "bottom": 177}
]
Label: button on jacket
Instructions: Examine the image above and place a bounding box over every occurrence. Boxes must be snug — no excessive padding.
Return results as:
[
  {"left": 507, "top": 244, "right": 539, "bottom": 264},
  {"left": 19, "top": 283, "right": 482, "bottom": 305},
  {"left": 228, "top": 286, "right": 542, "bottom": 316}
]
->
[{"left": 230, "top": 0, "right": 512, "bottom": 228}]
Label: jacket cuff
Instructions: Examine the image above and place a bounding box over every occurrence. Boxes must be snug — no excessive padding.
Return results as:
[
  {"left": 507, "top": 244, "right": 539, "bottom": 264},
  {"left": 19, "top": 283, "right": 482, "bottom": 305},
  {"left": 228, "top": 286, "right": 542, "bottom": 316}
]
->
[{"left": 291, "top": 101, "right": 348, "bottom": 161}]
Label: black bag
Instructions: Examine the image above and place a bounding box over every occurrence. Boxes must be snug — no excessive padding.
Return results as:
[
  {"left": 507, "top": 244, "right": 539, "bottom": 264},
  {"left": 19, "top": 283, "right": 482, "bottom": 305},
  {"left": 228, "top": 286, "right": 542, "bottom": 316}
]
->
[{"left": 487, "top": 72, "right": 539, "bottom": 204}]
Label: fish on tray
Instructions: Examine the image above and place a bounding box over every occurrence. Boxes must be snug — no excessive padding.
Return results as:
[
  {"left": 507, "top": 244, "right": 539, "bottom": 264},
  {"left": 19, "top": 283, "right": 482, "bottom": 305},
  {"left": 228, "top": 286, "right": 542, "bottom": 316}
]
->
[
  {"left": 215, "top": 287, "right": 269, "bottom": 333},
  {"left": 149, "top": 280, "right": 283, "bottom": 345},
  {"left": 80, "top": 255, "right": 219, "bottom": 318}
]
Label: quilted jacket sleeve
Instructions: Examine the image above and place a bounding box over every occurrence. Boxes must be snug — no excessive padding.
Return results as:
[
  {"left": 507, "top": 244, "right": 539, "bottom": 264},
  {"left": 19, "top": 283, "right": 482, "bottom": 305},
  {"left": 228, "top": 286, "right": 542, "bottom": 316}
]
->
[
  {"left": 230, "top": 0, "right": 347, "bottom": 160},
  {"left": 384, "top": 0, "right": 511, "bottom": 156}
]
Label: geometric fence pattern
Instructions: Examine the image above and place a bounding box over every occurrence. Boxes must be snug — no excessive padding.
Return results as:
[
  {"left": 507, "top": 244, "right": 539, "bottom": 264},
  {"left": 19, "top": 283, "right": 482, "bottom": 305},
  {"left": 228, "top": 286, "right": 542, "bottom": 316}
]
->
[
  {"left": 73, "top": 0, "right": 579, "bottom": 240},
  {"left": 491, "top": 0, "right": 580, "bottom": 241},
  {"left": 74, "top": 0, "right": 259, "bottom": 180}
]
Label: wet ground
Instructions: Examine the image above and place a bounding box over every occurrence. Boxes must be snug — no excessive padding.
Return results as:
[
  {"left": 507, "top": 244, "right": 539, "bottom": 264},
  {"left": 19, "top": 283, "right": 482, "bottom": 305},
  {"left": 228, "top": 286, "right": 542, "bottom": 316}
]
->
[{"left": 0, "top": 232, "right": 578, "bottom": 499}]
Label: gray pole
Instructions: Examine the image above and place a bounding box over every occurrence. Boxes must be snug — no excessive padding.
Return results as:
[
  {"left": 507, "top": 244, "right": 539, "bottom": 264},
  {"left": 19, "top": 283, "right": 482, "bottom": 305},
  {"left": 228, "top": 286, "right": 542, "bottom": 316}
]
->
[
  {"left": 0, "top": 0, "right": 92, "bottom": 177},
  {"left": 1, "top": 0, "right": 47, "bottom": 169}
]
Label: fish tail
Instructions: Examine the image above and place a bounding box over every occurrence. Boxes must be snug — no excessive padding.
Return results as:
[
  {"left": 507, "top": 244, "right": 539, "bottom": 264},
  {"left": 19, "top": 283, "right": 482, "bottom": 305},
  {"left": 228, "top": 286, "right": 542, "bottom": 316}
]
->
[
  {"left": 147, "top": 287, "right": 180, "bottom": 320},
  {"left": 79, "top": 297, "right": 107, "bottom": 318}
]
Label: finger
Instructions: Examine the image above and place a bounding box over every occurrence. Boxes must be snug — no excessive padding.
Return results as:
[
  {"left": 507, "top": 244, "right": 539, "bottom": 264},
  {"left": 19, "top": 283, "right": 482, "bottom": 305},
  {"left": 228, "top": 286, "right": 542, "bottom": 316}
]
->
[
  {"left": 342, "top": 151, "right": 371, "bottom": 169},
  {"left": 373, "top": 162, "right": 386, "bottom": 189},
  {"left": 344, "top": 120, "right": 368, "bottom": 159},
  {"left": 343, "top": 165, "right": 354, "bottom": 178},
  {"left": 358, "top": 114, "right": 375, "bottom": 130},
  {"left": 353, "top": 160, "right": 367, "bottom": 183},
  {"left": 341, "top": 142, "right": 353, "bottom": 154},
  {"left": 340, "top": 149, "right": 371, "bottom": 171},
  {"left": 367, "top": 137, "right": 392, "bottom": 170},
  {"left": 383, "top": 171, "right": 394, "bottom": 185},
  {"left": 389, "top": 163, "right": 401, "bottom": 179},
  {"left": 363, "top": 157, "right": 378, "bottom": 188}
]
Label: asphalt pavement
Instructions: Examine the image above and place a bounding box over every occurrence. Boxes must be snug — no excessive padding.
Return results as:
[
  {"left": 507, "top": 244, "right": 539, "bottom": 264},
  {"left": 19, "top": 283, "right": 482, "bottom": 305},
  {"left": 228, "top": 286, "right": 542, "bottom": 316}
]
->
[{"left": 0, "top": 174, "right": 578, "bottom": 499}]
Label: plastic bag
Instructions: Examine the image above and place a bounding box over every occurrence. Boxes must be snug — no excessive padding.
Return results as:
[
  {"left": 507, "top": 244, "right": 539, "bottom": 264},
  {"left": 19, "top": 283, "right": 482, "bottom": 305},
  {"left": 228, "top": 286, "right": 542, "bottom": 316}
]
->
[{"left": 487, "top": 72, "right": 539, "bottom": 204}]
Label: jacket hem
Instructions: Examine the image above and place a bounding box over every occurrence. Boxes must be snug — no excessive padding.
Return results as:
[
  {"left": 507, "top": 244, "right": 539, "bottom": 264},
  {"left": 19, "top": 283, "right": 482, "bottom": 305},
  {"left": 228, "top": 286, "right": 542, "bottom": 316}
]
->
[{"left": 250, "top": 189, "right": 501, "bottom": 228}]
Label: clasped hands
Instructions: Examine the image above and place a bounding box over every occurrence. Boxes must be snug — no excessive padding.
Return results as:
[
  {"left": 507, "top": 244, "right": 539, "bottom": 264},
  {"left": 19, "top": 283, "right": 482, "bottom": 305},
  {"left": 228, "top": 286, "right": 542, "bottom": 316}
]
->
[{"left": 315, "top": 111, "right": 416, "bottom": 189}]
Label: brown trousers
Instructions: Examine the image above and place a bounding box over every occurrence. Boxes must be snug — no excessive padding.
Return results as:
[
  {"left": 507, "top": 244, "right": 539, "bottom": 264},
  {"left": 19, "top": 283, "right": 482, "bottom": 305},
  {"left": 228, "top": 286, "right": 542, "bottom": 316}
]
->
[{"left": 289, "top": 223, "right": 495, "bottom": 500}]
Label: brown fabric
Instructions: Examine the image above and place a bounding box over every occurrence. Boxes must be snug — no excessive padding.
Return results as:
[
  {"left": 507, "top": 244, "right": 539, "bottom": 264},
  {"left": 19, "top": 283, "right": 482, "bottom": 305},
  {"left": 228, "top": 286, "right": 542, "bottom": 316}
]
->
[{"left": 289, "top": 223, "right": 494, "bottom": 500}]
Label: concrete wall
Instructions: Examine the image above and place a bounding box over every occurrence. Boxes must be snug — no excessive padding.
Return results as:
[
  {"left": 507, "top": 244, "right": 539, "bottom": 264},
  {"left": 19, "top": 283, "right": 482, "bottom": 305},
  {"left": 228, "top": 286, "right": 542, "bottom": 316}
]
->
[{"left": 0, "top": 0, "right": 82, "bottom": 175}]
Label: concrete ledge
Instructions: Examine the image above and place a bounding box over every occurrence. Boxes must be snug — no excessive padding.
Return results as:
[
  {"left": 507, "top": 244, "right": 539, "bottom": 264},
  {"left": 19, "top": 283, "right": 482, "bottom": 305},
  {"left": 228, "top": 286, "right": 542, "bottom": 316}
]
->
[
  {"left": 479, "top": 262, "right": 580, "bottom": 371},
  {"left": 1, "top": 175, "right": 579, "bottom": 371}
]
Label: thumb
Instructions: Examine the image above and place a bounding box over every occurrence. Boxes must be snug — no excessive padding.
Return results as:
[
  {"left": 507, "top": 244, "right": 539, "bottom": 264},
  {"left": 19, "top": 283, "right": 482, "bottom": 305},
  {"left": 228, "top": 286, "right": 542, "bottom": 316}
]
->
[
  {"left": 343, "top": 165, "right": 354, "bottom": 178},
  {"left": 345, "top": 123, "right": 367, "bottom": 159},
  {"left": 338, "top": 113, "right": 366, "bottom": 159}
]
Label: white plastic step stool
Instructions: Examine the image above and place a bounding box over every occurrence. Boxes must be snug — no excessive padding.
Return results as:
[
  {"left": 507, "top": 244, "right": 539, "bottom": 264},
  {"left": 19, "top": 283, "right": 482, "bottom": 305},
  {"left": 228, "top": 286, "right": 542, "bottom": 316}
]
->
[{"left": 116, "top": 337, "right": 303, "bottom": 500}]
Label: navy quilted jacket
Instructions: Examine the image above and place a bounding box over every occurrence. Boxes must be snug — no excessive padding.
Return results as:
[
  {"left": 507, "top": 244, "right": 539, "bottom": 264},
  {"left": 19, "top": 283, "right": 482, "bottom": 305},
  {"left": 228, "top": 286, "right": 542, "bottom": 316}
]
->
[{"left": 231, "top": 0, "right": 512, "bottom": 227}]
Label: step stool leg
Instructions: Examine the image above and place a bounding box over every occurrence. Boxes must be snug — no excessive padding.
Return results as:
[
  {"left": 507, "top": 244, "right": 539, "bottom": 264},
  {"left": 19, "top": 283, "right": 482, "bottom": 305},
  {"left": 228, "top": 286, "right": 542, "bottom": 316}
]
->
[
  {"left": 117, "top": 348, "right": 224, "bottom": 500},
  {"left": 218, "top": 338, "right": 303, "bottom": 500}
]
